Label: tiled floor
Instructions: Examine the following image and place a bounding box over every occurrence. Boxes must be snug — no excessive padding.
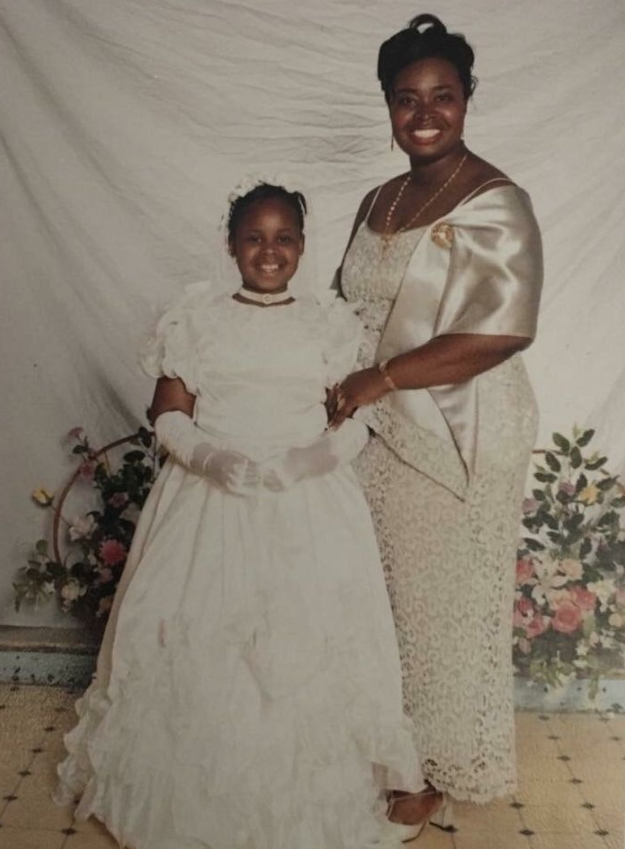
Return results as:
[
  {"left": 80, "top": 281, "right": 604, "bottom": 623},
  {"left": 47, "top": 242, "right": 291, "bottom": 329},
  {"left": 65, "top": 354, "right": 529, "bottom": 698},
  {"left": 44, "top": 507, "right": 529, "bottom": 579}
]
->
[{"left": 0, "top": 683, "right": 623, "bottom": 848}]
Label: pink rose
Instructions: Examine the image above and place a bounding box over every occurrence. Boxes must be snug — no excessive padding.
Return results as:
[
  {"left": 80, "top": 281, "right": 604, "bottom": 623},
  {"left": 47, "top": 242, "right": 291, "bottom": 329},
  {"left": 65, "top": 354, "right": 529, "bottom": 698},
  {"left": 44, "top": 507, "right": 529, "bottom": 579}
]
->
[
  {"left": 99, "top": 539, "right": 127, "bottom": 567},
  {"left": 516, "top": 558, "right": 536, "bottom": 586},
  {"left": 552, "top": 601, "right": 583, "bottom": 635},
  {"left": 526, "top": 614, "right": 549, "bottom": 639},
  {"left": 570, "top": 586, "right": 597, "bottom": 612},
  {"left": 68, "top": 426, "right": 85, "bottom": 440},
  {"left": 109, "top": 493, "right": 128, "bottom": 509},
  {"left": 518, "top": 597, "right": 534, "bottom": 616},
  {"left": 522, "top": 498, "right": 539, "bottom": 515},
  {"left": 98, "top": 567, "right": 114, "bottom": 583},
  {"left": 558, "top": 481, "right": 576, "bottom": 497}
]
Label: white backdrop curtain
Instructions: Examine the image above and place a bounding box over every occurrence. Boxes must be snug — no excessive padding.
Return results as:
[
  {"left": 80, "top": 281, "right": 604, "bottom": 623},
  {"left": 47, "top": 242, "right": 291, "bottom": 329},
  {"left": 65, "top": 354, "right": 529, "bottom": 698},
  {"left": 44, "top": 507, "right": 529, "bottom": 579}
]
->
[{"left": 1, "top": 0, "right": 624, "bottom": 625}]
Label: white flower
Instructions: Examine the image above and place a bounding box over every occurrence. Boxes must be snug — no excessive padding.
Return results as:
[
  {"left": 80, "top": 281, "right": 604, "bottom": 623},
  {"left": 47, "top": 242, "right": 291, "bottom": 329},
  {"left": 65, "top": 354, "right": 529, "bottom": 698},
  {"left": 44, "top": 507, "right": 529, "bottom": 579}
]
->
[
  {"left": 576, "top": 643, "right": 589, "bottom": 657},
  {"left": 227, "top": 173, "right": 302, "bottom": 205},
  {"left": 61, "top": 581, "right": 84, "bottom": 602},
  {"left": 587, "top": 579, "right": 617, "bottom": 612},
  {"left": 69, "top": 514, "right": 96, "bottom": 541},
  {"left": 609, "top": 613, "right": 624, "bottom": 628}
]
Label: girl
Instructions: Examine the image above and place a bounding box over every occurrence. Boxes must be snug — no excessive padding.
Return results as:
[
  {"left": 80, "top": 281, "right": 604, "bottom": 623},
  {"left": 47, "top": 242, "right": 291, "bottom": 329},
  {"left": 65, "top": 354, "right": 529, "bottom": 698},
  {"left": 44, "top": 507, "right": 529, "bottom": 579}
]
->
[{"left": 55, "top": 180, "right": 426, "bottom": 849}]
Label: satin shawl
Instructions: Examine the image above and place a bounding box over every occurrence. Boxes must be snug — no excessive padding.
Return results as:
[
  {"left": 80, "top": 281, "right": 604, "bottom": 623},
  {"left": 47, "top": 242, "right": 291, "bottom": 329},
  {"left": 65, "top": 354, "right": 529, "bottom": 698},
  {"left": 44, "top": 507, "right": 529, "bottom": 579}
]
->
[{"left": 362, "top": 185, "right": 543, "bottom": 499}]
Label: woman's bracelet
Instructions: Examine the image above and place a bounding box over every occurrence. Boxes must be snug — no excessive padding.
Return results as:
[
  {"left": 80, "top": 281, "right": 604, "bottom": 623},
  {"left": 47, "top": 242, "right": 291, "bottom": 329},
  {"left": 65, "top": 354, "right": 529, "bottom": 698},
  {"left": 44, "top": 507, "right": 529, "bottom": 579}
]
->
[{"left": 378, "top": 359, "right": 398, "bottom": 392}]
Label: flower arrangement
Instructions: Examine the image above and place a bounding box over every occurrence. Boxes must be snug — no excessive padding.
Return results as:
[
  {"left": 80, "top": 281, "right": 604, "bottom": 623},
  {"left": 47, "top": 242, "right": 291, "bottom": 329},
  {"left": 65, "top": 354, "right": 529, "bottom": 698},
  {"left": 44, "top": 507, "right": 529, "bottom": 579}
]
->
[
  {"left": 513, "top": 428, "right": 625, "bottom": 696},
  {"left": 15, "top": 427, "right": 159, "bottom": 621}
]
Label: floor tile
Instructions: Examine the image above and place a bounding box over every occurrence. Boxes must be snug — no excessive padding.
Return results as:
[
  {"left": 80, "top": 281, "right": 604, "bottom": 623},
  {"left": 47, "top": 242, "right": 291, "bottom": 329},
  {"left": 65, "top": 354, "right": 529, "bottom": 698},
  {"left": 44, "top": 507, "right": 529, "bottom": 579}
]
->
[
  {"left": 0, "top": 828, "right": 65, "bottom": 848},
  {"left": 61, "top": 833, "right": 118, "bottom": 849},
  {"left": 529, "top": 835, "right": 612, "bottom": 849},
  {"left": 453, "top": 832, "right": 533, "bottom": 849},
  {"left": 520, "top": 802, "right": 599, "bottom": 833},
  {"left": 1, "top": 782, "right": 76, "bottom": 830}
]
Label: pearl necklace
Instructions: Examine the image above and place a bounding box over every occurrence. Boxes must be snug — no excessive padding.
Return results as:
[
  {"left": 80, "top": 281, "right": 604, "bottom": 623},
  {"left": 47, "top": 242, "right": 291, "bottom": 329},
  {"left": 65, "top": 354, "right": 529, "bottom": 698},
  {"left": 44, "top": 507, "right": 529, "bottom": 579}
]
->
[
  {"left": 382, "top": 153, "right": 468, "bottom": 250},
  {"left": 236, "top": 286, "right": 293, "bottom": 306}
]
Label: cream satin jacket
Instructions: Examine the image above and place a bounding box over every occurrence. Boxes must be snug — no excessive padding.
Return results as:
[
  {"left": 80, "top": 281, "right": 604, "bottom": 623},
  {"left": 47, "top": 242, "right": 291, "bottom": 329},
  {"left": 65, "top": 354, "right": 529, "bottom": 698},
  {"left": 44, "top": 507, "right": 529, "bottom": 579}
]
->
[{"left": 359, "top": 184, "right": 543, "bottom": 499}]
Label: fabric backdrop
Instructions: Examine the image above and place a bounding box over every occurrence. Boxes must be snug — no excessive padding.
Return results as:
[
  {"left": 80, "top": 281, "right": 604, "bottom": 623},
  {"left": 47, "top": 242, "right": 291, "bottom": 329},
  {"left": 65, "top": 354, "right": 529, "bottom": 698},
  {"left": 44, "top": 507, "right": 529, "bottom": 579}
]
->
[{"left": 1, "top": 0, "right": 624, "bottom": 626}]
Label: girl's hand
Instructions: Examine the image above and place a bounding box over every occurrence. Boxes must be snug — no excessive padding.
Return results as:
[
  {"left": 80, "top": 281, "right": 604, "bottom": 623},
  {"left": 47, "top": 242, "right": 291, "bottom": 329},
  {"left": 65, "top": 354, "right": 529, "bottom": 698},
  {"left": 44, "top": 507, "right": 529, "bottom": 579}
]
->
[{"left": 329, "top": 367, "right": 389, "bottom": 429}]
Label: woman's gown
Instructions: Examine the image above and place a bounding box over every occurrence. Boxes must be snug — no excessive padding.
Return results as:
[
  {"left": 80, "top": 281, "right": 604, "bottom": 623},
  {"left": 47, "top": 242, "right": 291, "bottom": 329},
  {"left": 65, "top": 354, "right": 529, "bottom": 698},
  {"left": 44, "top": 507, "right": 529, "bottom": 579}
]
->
[
  {"left": 54, "top": 284, "right": 423, "bottom": 849},
  {"left": 341, "top": 222, "right": 538, "bottom": 803}
]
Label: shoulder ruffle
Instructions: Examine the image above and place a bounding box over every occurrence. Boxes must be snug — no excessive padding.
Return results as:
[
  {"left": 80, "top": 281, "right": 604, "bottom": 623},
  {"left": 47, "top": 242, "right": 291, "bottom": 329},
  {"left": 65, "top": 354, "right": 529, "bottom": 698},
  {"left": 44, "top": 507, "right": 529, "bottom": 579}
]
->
[{"left": 138, "top": 281, "right": 214, "bottom": 395}]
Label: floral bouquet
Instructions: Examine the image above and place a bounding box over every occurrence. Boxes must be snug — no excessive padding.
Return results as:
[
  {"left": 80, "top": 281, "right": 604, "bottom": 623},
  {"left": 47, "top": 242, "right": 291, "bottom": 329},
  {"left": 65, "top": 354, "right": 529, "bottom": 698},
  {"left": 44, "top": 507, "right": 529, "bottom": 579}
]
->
[
  {"left": 513, "top": 428, "right": 625, "bottom": 696},
  {"left": 15, "top": 427, "right": 159, "bottom": 621}
]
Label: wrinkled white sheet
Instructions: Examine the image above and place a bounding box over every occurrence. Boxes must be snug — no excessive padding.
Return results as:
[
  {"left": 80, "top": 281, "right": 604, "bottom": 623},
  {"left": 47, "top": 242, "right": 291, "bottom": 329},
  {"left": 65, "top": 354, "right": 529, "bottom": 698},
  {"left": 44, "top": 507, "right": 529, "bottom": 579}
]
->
[{"left": 1, "top": 0, "right": 624, "bottom": 624}]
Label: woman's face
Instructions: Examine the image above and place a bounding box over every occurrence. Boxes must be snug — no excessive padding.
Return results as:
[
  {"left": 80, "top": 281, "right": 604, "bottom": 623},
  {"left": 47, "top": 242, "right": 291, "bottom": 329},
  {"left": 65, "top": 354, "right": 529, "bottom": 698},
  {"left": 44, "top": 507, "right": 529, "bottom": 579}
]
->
[
  {"left": 388, "top": 57, "right": 467, "bottom": 164},
  {"left": 229, "top": 197, "right": 304, "bottom": 293}
]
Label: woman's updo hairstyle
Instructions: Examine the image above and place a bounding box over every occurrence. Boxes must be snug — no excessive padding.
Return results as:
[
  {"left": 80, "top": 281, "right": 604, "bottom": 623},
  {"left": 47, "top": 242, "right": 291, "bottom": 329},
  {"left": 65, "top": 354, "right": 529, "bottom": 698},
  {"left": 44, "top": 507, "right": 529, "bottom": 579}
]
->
[
  {"left": 377, "top": 13, "right": 476, "bottom": 103},
  {"left": 227, "top": 183, "right": 307, "bottom": 242}
]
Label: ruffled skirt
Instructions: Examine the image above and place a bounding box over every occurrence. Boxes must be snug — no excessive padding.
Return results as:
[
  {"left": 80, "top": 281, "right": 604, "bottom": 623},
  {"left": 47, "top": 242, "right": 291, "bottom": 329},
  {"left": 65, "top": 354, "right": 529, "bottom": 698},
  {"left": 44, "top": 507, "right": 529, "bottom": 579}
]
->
[{"left": 56, "top": 459, "right": 423, "bottom": 849}]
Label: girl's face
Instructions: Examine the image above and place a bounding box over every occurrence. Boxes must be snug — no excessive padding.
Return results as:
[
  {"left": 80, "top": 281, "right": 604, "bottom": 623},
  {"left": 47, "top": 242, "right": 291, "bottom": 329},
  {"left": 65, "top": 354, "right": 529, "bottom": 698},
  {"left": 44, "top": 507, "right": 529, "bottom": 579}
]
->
[
  {"left": 229, "top": 197, "right": 304, "bottom": 293},
  {"left": 389, "top": 57, "right": 467, "bottom": 165}
]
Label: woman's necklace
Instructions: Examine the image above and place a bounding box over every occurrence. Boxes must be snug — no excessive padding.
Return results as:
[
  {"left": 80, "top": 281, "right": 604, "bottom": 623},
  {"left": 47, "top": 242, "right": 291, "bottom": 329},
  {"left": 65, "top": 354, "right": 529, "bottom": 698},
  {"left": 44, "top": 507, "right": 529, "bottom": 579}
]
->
[
  {"left": 236, "top": 286, "right": 293, "bottom": 306},
  {"left": 382, "top": 153, "right": 468, "bottom": 252}
]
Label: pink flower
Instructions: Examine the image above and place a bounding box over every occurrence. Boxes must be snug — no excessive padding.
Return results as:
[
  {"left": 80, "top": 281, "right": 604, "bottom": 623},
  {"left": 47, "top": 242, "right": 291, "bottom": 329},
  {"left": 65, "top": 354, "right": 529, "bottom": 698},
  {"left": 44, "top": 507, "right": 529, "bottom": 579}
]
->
[
  {"left": 558, "top": 481, "right": 576, "bottom": 497},
  {"left": 522, "top": 498, "right": 539, "bottom": 515},
  {"left": 99, "top": 539, "right": 127, "bottom": 566},
  {"left": 98, "top": 567, "right": 114, "bottom": 583},
  {"left": 518, "top": 597, "right": 534, "bottom": 616},
  {"left": 516, "top": 558, "right": 536, "bottom": 586},
  {"left": 68, "top": 426, "right": 85, "bottom": 440},
  {"left": 552, "top": 601, "right": 583, "bottom": 635},
  {"left": 570, "top": 586, "right": 597, "bottom": 612},
  {"left": 526, "top": 614, "right": 548, "bottom": 639},
  {"left": 80, "top": 462, "right": 96, "bottom": 481},
  {"left": 109, "top": 493, "right": 128, "bottom": 509}
]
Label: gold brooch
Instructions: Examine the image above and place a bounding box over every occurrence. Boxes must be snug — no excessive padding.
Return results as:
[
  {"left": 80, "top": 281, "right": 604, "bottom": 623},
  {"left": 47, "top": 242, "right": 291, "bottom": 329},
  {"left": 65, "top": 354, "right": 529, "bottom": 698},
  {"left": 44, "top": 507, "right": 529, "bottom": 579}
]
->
[{"left": 431, "top": 222, "right": 454, "bottom": 249}]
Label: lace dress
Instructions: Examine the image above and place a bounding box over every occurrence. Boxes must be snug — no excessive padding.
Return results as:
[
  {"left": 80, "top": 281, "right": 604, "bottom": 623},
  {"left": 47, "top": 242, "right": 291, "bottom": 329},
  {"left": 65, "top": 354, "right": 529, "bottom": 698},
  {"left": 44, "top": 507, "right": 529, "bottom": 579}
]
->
[
  {"left": 54, "top": 284, "right": 424, "bottom": 849},
  {"left": 342, "top": 222, "right": 538, "bottom": 803}
]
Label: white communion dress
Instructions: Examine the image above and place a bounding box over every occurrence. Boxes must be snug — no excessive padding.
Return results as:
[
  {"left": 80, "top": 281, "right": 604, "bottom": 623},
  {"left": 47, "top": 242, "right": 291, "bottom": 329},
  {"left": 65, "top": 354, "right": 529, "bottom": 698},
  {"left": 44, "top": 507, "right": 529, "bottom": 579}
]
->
[{"left": 55, "top": 282, "right": 424, "bottom": 849}]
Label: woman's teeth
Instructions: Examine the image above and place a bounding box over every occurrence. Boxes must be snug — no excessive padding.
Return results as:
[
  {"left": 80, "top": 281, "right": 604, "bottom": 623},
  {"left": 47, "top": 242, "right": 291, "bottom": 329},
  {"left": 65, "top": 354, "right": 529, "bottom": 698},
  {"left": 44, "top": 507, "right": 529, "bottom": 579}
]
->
[{"left": 412, "top": 129, "right": 441, "bottom": 142}]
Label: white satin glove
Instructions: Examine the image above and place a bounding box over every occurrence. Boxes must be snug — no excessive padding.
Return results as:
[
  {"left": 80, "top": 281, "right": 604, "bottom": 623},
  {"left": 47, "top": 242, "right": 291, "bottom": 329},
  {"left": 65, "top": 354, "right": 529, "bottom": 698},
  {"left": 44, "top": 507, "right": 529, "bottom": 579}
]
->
[
  {"left": 154, "top": 411, "right": 260, "bottom": 495},
  {"left": 260, "top": 419, "right": 369, "bottom": 492}
]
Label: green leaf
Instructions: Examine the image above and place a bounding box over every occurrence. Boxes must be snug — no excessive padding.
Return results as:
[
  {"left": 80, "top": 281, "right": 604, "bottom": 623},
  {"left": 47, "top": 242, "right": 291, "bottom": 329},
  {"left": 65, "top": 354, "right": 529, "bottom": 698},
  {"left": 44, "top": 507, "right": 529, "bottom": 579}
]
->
[
  {"left": 532, "top": 489, "right": 546, "bottom": 501},
  {"left": 536, "top": 472, "right": 558, "bottom": 484},
  {"left": 545, "top": 452, "right": 562, "bottom": 472},
  {"left": 72, "top": 444, "right": 88, "bottom": 455},
  {"left": 552, "top": 433, "right": 571, "bottom": 454},
  {"left": 580, "top": 538, "right": 592, "bottom": 559},
  {"left": 34, "top": 539, "right": 48, "bottom": 556},
  {"left": 524, "top": 538, "right": 546, "bottom": 552},
  {"left": 576, "top": 429, "right": 595, "bottom": 447},
  {"left": 539, "top": 510, "right": 559, "bottom": 530},
  {"left": 123, "top": 450, "right": 147, "bottom": 463},
  {"left": 570, "top": 447, "right": 583, "bottom": 469},
  {"left": 598, "top": 477, "right": 618, "bottom": 491},
  {"left": 586, "top": 457, "right": 608, "bottom": 471},
  {"left": 576, "top": 473, "right": 588, "bottom": 493}
]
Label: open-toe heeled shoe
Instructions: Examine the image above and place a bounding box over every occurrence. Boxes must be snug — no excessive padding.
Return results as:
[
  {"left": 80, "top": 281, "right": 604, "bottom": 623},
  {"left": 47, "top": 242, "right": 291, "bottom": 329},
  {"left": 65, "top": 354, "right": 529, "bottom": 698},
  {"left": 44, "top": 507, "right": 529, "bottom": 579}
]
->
[{"left": 384, "top": 786, "right": 444, "bottom": 843}]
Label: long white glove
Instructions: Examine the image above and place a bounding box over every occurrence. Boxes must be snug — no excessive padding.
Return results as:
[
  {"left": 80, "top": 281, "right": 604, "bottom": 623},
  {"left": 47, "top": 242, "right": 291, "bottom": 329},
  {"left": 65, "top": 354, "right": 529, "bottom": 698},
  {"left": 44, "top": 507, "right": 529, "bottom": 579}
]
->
[
  {"left": 260, "top": 419, "right": 369, "bottom": 492},
  {"left": 154, "top": 410, "right": 259, "bottom": 495}
]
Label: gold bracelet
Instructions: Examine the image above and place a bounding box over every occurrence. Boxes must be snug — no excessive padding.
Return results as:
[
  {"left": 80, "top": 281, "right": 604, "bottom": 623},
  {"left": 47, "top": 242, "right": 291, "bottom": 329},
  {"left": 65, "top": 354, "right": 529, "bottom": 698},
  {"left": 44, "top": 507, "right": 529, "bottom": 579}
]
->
[{"left": 378, "top": 359, "right": 398, "bottom": 392}]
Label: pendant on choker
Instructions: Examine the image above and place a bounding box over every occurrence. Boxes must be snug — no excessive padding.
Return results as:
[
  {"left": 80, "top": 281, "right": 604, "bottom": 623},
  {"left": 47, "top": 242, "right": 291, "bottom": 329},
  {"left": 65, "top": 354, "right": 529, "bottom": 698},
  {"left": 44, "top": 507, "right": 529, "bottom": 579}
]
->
[{"left": 237, "top": 287, "right": 292, "bottom": 306}]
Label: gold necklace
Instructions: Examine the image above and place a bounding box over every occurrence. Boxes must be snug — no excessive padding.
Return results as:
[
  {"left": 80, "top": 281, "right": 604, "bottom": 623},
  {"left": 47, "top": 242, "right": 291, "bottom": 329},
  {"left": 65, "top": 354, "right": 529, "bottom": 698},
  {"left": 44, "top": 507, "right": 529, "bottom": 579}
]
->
[{"left": 382, "top": 153, "right": 468, "bottom": 250}]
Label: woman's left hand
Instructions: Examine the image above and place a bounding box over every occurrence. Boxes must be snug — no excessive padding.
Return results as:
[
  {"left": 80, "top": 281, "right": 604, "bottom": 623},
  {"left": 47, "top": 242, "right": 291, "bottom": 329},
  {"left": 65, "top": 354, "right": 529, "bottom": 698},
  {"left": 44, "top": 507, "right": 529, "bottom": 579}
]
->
[{"left": 329, "top": 367, "right": 389, "bottom": 428}]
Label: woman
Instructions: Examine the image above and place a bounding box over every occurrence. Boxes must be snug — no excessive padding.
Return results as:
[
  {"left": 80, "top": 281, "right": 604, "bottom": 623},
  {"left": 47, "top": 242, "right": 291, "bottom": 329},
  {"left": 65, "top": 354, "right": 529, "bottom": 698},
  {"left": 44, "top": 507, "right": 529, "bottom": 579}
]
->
[{"left": 331, "top": 13, "right": 543, "bottom": 823}]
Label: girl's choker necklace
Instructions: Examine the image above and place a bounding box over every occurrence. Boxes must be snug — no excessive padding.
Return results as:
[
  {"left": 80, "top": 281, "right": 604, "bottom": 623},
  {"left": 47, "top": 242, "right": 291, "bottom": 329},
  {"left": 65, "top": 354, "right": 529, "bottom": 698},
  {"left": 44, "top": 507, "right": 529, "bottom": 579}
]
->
[{"left": 237, "top": 287, "right": 292, "bottom": 306}]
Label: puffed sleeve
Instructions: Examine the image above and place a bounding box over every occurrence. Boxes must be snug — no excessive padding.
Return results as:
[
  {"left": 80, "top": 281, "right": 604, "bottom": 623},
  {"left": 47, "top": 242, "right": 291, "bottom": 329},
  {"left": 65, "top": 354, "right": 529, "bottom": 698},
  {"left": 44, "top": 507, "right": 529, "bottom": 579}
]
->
[
  {"left": 138, "top": 281, "right": 212, "bottom": 395},
  {"left": 435, "top": 187, "right": 543, "bottom": 340},
  {"left": 319, "top": 293, "right": 364, "bottom": 385}
]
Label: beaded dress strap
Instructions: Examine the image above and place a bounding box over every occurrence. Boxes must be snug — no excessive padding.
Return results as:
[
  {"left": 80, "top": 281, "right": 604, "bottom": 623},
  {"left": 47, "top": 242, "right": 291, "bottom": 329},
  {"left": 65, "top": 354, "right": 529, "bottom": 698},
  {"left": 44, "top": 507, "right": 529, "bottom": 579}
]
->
[
  {"left": 364, "top": 185, "right": 385, "bottom": 225},
  {"left": 459, "top": 178, "right": 515, "bottom": 207}
]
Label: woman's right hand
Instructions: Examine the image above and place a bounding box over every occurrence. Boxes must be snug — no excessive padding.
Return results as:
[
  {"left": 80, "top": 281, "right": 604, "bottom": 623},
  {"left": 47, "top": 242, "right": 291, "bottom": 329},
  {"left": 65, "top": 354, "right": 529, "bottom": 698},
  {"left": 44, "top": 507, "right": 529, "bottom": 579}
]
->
[{"left": 194, "top": 445, "right": 261, "bottom": 495}]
